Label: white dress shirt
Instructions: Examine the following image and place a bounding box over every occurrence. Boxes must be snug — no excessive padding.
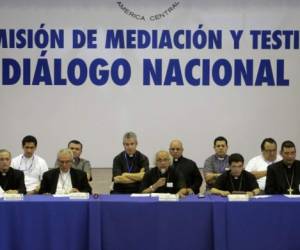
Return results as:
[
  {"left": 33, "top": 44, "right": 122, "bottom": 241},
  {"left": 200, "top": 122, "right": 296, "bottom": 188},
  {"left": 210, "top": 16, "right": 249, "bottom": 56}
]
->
[
  {"left": 56, "top": 170, "right": 72, "bottom": 194},
  {"left": 246, "top": 154, "right": 282, "bottom": 190},
  {"left": 11, "top": 154, "right": 49, "bottom": 192}
]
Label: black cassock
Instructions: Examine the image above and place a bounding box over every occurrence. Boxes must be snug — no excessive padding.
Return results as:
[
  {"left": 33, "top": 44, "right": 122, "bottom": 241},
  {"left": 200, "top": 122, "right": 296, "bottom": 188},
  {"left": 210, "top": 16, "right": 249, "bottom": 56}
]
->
[
  {"left": 0, "top": 167, "right": 26, "bottom": 194},
  {"left": 265, "top": 160, "right": 300, "bottom": 195}
]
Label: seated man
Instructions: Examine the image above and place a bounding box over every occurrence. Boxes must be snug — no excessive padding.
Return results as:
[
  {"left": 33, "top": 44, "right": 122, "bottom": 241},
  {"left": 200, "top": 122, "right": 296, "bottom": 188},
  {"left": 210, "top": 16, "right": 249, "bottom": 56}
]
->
[
  {"left": 111, "top": 132, "right": 149, "bottom": 194},
  {"left": 0, "top": 149, "right": 26, "bottom": 194},
  {"left": 140, "top": 150, "right": 187, "bottom": 197},
  {"left": 11, "top": 135, "right": 48, "bottom": 194},
  {"left": 265, "top": 141, "right": 300, "bottom": 195},
  {"left": 169, "top": 139, "right": 202, "bottom": 194},
  {"left": 211, "top": 153, "right": 260, "bottom": 196},
  {"left": 203, "top": 136, "right": 229, "bottom": 190},
  {"left": 246, "top": 138, "right": 282, "bottom": 191},
  {"left": 39, "top": 149, "right": 92, "bottom": 194},
  {"left": 55, "top": 140, "right": 92, "bottom": 181}
]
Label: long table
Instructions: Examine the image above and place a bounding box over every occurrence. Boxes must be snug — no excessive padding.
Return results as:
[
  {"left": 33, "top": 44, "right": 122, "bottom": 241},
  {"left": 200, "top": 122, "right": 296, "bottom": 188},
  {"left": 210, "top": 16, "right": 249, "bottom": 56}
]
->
[{"left": 0, "top": 195, "right": 299, "bottom": 250}]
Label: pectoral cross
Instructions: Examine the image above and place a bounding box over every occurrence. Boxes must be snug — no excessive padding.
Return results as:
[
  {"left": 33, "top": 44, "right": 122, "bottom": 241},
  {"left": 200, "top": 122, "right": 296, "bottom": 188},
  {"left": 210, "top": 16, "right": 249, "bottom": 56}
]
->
[{"left": 288, "top": 187, "right": 294, "bottom": 195}]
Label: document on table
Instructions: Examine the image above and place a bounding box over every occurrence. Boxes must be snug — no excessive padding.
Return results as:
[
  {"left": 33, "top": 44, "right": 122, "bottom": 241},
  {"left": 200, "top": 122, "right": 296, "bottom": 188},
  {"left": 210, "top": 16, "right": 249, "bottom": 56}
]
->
[
  {"left": 228, "top": 194, "right": 249, "bottom": 201},
  {"left": 252, "top": 195, "right": 271, "bottom": 199},
  {"left": 130, "top": 193, "right": 151, "bottom": 197},
  {"left": 53, "top": 193, "right": 90, "bottom": 199},
  {"left": 151, "top": 193, "right": 179, "bottom": 201},
  {"left": 3, "top": 193, "right": 24, "bottom": 200},
  {"left": 0, "top": 186, "right": 4, "bottom": 198},
  {"left": 284, "top": 195, "right": 300, "bottom": 198}
]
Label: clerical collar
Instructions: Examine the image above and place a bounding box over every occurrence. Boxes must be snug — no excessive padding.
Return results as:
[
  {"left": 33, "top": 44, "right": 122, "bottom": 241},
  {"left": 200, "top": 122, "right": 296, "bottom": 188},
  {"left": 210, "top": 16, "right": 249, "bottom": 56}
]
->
[
  {"left": 158, "top": 167, "right": 170, "bottom": 177},
  {"left": 125, "top": 152, "right": 135, "bottom": 158},
  {"left": 230, "top": 174, "right": 241, "bottom": 179},
  {"left": 230, "top": 170, "right": 243, "bottom": 179},
  {"left": 0, "top": 168, "right": 10, "bottom": 176},
  {"left": 283, "top": 161, "right": 294, "bottom": 169},
  {"left": 174, "top": 156, "right": 182, "bottom": 162}
]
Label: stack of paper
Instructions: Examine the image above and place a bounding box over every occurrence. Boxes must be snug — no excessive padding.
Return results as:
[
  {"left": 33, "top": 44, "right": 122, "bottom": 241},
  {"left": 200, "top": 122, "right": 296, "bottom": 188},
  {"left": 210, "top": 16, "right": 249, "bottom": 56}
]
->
[
  {"left": 53, "top": 194, "right": 70, "bottom": 198},
  {"left": 252, "top": 195, "right": 271, "bottom": 199},
  {"left": 3, "top": 193, "right": 24, "bottom": 200},
  {"left": 130, "top": 194, "right": 150, "bottom": 197},
  {"left": 69, "top": 192, "right": 90, "bottom": 200},
  {"left": 227, "top": 194, "right": 249, "bottom": 201},
  {"left": 284, "top": 194, "right": 300, "bottom": 199},
  {"left": 151, "top": 193, "right": 179, "bottom": 201}
]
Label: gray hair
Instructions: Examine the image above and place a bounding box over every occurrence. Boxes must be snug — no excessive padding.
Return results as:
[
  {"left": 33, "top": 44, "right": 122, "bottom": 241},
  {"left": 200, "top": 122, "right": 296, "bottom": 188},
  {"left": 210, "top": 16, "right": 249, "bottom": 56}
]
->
[
  {"left": 0, "top": 149, "right": 11, "bottom": 158},
  {"left": 155, "top": 150, "right": 173, "bottom": 165},
  {"left": 57, "top": 148, "right": 73, "bottom": 160},
  {"left": 123, "top": 131, "right": 138, "bottom": 143}
]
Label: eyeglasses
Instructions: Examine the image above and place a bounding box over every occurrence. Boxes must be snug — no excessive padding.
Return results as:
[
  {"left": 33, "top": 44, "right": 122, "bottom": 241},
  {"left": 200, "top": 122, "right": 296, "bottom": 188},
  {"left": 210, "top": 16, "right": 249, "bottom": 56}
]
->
[
  {"left": 157, "top": 158, "right": 170, "bottom": 162},
  {"left": 58, "top": 160, "right": 72, "bottom": 165},
  {"left": 169, "top": 148, "right": 181, "bottom": 151}
]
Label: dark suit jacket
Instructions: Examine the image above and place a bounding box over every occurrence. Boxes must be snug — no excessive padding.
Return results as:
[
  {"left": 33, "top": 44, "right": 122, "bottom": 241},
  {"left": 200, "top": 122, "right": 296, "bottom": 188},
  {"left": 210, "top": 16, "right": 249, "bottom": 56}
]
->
[
  {"left": 39, "top": 168, "right": 92, "bottom": 194},
  {"left": 0, "top": 167, "right": 26, "bottom": 194}
]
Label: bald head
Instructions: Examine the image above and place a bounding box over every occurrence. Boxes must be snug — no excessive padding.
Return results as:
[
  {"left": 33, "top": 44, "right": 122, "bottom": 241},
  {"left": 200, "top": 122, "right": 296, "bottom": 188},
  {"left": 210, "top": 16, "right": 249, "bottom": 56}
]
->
[{"left": 169, "top": 139, "right": 184, "bottom": 159}]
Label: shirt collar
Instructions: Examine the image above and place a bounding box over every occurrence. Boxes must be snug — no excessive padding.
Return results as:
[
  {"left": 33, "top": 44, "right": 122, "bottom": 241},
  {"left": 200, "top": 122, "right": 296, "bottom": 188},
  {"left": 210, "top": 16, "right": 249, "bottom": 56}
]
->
[
  {"left": 60, "top": 169, "right": 71, "bottom": 175},
  {"left": 0, "top": 167, "right": 11, "bottom": 176},
  {"left": 22, "top": 154, "right": 34, "bottom": 160},
  {"left": 73, "top": 157, "right": 80, "bottom": 164},
  {"left": 125, "top": 152, "right": 135, "bottom": 158},
  {"left": 229, "top": 170, "right": 244, "bottom": 179},
  {"left": 215, "top": 154, "right": 227, "bottom": 161},
  {"left": 282, "top": 160, "right": 295, "bottom": 169},
  {"left": 157, "top": 166, "right": 171, "bottom": 175},
  {"left": 174, "top": 156, "right": 183, "bottom": 163},
  {"left": 262, "top": 155, "right": 277, "bottom": 164}
]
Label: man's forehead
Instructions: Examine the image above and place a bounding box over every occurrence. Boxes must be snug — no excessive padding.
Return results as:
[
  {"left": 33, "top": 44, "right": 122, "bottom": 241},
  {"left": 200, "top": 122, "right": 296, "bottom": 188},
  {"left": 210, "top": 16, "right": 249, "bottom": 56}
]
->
[
  {"left": 282, "top": 147, "right": 296, "bottom": 152},
  {"left": 0, "top": 152, "right": 10, "bottom": 158},
  {"left": 23, "top": 142, "right": 36, "bottom": 147},
  {"left": 264, "top": 142, "right": 276, "bottom": 148},
  {"left": 215, "top": 141, "right": 226, "bottom": 145},
  {"left": 124, "top": 138, "right": 136, "bottom": 144},
  {"left": 231, "top": 161, "right": 243, "bottom": 166},
  {"left": 69, "top": 143, "right": 81, "bottom": 149},
  {"left": 170, "top": 141, "right": 183, "bottom": 148},
  {"left": 58, "top": 154, "right": 72, "bottom": 159}
]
